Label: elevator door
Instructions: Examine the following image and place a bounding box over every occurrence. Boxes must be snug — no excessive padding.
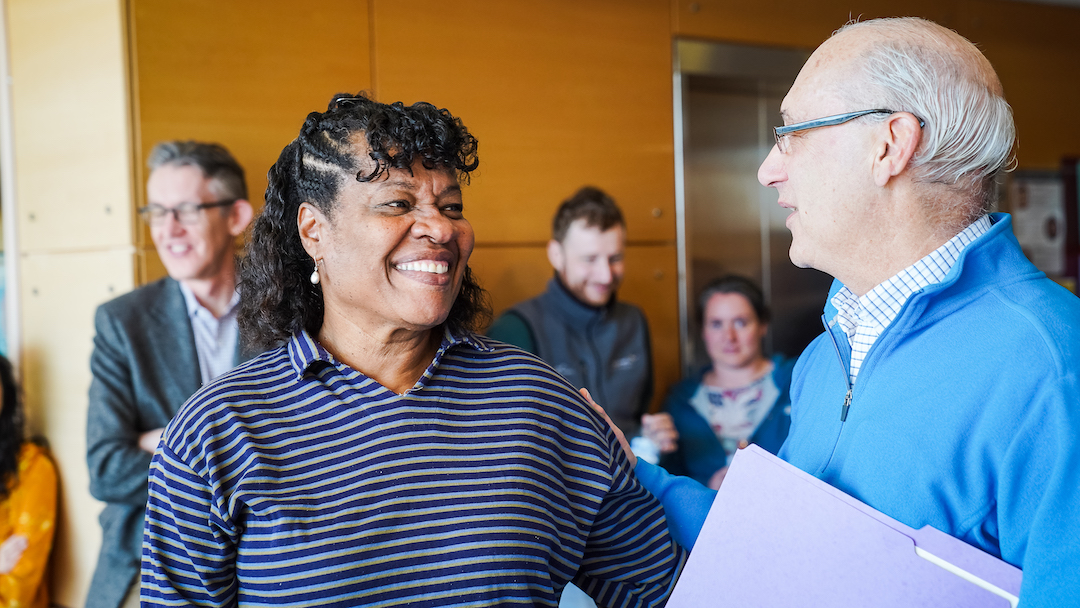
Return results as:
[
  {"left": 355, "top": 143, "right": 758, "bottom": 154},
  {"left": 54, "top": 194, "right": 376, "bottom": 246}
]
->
[{"left": 675, "top": 40, "right": 832, "bottom": 372}]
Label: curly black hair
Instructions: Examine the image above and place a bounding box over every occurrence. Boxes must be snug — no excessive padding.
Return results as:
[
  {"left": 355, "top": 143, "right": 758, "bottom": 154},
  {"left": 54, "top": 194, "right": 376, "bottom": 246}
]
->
[
  {"left": 238, "top": 92, "right": 490, "bottom": 352},
  {"left": 0, "top": 355, "right": 25, "bottom": 500}
]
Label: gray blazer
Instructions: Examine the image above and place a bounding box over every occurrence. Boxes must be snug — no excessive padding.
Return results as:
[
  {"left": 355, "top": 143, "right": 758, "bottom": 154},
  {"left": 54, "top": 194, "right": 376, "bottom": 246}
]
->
[{"left": 85, "top": 277, "right": 250, "bottom": 608}]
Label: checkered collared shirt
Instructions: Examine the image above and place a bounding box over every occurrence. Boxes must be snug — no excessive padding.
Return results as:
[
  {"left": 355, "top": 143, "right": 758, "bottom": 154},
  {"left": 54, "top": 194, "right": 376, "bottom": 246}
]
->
[{"left": 831, "top": 214, "right": 993, "bottom": 386}]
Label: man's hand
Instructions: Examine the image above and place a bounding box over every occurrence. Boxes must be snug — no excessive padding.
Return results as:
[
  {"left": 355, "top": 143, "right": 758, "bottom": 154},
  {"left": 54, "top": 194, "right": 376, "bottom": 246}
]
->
[
  {"left": 0, "top": 534, "right": 28, "bottom": 574},
  {"left": 139, "top": 428, "right": 165, "bottom": 454},
  {"left": 580, "top": 388, "right": 637, "bottom": 469},
  {"left": 641, "top": 413, "right": 679, "bottom": 454}
]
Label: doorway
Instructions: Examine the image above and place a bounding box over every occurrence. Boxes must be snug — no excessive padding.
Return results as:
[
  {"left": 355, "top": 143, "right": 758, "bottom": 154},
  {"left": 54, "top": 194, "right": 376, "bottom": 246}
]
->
[{"left": 674, "top": 39, "right": 833, "bottom": 372}]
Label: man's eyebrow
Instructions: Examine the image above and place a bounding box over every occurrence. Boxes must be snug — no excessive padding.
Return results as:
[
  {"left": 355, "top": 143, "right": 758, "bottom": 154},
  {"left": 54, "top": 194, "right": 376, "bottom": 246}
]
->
[{"left": 779, "top": 110, "right": 792, "bottom": 123}]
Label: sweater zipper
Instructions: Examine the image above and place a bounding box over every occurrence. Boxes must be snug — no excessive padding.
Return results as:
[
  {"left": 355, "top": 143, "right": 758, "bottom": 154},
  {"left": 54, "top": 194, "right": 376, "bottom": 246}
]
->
[{"left": 822, "top": 314, "right": 854, "bottom": 422}]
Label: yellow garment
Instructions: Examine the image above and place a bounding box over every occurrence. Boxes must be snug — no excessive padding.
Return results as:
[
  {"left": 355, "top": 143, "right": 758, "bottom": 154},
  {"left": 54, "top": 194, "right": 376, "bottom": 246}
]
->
[{"left": 0, "top": 443, "right": 56, "bottom": 608}]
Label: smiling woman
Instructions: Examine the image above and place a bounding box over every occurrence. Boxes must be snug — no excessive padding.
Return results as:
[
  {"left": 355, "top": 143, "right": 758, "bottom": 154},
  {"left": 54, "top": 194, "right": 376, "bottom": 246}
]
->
[
  {"left": 139, "top": 93, "right": 686, "bottom": 608},
  {"left": 240, "top": 94, "right": 486, "bottom": 357}
]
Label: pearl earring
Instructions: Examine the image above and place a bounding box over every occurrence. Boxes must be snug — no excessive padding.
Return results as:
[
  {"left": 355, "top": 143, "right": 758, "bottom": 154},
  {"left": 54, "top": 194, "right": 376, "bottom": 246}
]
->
[{"left": 309, "top": 259, "right": 321, "bottom": 285}]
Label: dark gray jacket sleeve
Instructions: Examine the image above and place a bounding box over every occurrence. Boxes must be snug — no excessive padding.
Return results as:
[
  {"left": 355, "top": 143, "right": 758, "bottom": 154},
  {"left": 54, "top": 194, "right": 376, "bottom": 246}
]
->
[{"left": 86, "top": 304, "right": 154, "bottom": 505}]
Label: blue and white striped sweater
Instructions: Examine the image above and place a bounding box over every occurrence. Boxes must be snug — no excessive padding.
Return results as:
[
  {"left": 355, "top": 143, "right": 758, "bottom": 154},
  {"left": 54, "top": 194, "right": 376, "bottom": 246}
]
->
[{"left": 143, "top": 329, "right": 684, "bottom": 607}]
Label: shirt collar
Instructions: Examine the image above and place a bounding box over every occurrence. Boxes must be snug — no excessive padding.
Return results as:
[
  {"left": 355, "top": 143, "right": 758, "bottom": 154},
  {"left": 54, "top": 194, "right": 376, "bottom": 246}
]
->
[
  {"left": 287, "top": 326, "right": 494, "bottom": 380},
  {"left": 831, "top": 214, "right": 993, "bottom": 332},
  {"left": 178, "top": 281, "right": 240, "bottom": 320}
]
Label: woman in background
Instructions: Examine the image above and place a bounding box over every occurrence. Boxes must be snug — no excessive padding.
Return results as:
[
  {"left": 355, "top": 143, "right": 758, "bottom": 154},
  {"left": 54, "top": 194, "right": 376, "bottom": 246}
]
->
[
  {"left": 658, "top": 275, "right": 794, "bottom": 489},
  {"left": 0, "top": 355, "right": 57, "bottom": 608}
]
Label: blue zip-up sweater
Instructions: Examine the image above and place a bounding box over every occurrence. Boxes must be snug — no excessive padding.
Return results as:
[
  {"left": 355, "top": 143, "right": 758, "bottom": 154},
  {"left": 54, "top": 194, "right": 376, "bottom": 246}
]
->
[{"left": 635, "top": 214, "right": 1080, "bottom": 608}]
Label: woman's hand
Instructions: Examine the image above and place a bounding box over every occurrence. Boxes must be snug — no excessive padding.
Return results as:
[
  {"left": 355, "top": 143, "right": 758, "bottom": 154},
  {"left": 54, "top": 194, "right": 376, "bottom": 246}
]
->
[
  {"left": 580, "top": 388, "right": 637, "bottom": 469},
  {"left": 641, "top": 413, "right": 679, "bottom": 454},
  {"left": 0, "top": 534, "right": 28, "bottom": 574}
]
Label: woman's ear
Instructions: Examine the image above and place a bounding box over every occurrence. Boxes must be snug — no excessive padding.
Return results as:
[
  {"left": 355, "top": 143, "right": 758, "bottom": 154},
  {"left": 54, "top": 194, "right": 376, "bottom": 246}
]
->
[
  {"left": 297, "top": 202, "right": 326, "bottom": 259},
  {"left": 872, "top": 112, "right": 922, "bottom": 187}
]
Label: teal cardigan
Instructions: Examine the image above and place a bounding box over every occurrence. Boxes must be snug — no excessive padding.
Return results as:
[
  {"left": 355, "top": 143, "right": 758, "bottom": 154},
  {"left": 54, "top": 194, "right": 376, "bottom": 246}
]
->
[{"left": 658, "top": 355, "right": 795, "bottom": 486}]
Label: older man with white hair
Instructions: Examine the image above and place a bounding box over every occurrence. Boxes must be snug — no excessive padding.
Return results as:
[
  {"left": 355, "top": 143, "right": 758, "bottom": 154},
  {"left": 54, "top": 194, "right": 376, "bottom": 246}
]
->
[{"left": 607, "top": 16, "right": 1079, "bottom": 608}]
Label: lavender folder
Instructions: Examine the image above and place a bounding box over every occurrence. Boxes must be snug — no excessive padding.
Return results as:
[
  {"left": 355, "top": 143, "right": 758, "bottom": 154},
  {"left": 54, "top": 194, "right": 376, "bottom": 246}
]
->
[{"left": 666, "top": 445, "right": 1022, "bottom": 607}]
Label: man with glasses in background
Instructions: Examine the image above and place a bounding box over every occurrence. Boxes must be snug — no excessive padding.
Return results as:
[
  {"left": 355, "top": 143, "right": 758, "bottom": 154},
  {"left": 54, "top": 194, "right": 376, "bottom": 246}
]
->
[
  {"left": 85, "top": 141, "right": 254, "bottom": 608},
  {"left": 605, "top": 17, "right": 1080, "bottom": 607}
]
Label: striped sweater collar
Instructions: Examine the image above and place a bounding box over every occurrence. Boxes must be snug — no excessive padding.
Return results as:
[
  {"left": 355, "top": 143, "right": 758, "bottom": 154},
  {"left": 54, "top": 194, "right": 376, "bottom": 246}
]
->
[{"left": 286, "top": 327, "right": 493, "bottom": 379}]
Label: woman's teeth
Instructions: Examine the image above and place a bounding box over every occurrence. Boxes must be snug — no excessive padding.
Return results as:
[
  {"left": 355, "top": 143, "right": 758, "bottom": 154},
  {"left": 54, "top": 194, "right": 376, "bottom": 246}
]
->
[{"left": 396, "top": 261, "right": 449, "bottom": 274}]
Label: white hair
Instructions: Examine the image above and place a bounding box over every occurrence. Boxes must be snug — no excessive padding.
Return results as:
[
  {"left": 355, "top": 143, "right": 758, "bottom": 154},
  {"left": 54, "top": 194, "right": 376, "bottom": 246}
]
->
[{"left": 837, "top": 18, "right": 1016, "bottom": 215}]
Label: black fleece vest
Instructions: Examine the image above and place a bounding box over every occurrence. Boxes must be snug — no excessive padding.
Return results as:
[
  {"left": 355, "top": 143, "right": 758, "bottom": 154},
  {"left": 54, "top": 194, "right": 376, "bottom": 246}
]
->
[{"left": 508, "top": 278, "right": 652, "bottom": 438}]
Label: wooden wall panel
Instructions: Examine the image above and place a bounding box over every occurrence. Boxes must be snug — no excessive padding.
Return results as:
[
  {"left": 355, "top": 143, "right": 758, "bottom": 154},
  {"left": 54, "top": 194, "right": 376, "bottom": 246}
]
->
[
  {"left": 671, "top": 0, "right": 953, "bottom": 48},
  {"left": 467, "top": 246, "right": 550, "bottom": 316},
  {"left": 7, "top": 0, "right": 133, "bottom": 253},
  {"left": 956, "top": 0, "right": 1080, "bottom": 170},
  {"left": 6, "top": 1, "right": 135, "bottom": 605},
  {"left": 19, "top": 250, "right": 134, "bottom": 606},
  {"left": 129, "top": 0, "right": 372, "bottom": 281},
  {"left": 672, "top": 0, "right": 1080, "bottom": 171},
  {"left": 372, "top": 0, "right": 677, "bottom": 245}
]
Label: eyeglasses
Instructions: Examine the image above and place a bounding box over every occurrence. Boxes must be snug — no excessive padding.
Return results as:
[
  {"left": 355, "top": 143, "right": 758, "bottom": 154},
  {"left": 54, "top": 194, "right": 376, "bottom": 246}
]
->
[
  {"left": 137, "top": 200, "right": 236, "bottom": 226},
  {"left": 773, "top": 109, "right": 925, "bottom": 153}
]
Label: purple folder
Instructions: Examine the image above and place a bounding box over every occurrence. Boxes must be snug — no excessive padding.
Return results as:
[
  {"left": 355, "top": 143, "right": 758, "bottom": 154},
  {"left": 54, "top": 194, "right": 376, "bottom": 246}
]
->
[{"left": 666, "top": 445, "right": 1022, "bottom": 607}]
